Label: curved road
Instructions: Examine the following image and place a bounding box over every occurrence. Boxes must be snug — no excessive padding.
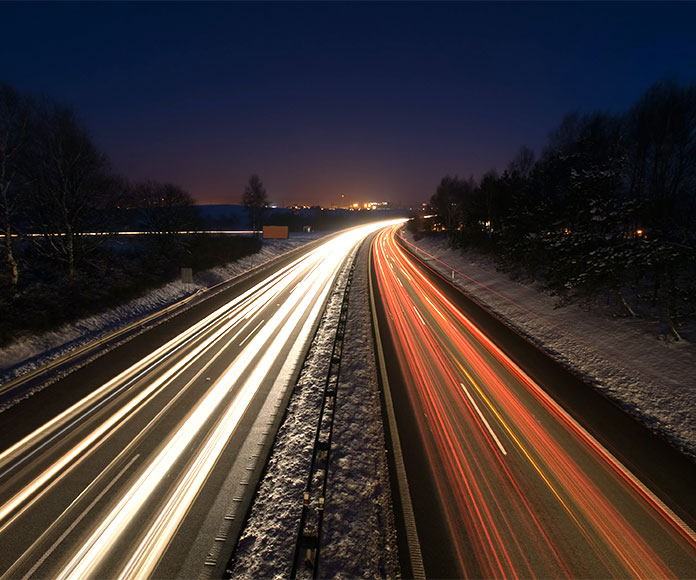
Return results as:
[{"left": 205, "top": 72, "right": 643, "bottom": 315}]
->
[
  {"left": 372, "top": 225, "right": 696, "bottom": 578},
  {"left": 0, "top": 222, "right": 395, "bottom": 579}
]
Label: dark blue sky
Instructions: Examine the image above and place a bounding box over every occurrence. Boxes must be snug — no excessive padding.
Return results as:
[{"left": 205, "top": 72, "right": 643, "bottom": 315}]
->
[{"left": 2, "top": 1, "right": 695, "bottom": 206}]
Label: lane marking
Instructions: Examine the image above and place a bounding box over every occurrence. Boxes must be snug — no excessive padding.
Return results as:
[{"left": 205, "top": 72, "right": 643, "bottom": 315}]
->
[
  {"left": 54, "top": 222, "right": 404, "bottom": 580},
  {"left": 0, "top": 316, "right": 218, "bottom": 481},
  {"left": 456, "top": 361, "right": 584, "bottom": 530},
  {"left": 0, "top": 249, "right": 311, "bottom": 475},
  {"left": 422, "top": 294, "right": 446, "bottom": 321},
  {"left": 0, "top": 309, "right": 252, "bottom": 535},
  {"left": 239, "top": 319, "right": 265, "bottom": 347},
  {"left": 412, "top": 305, "right": 426, "bottom": 326},
  {"left": 459, "top": 382, "right": 507, "bottom": 456},
  {"left": 20, "top": 454, "right": 140, "bottom": 580},
  {"left": 369, "top": 237, "right": 426, "bottom": 579}
]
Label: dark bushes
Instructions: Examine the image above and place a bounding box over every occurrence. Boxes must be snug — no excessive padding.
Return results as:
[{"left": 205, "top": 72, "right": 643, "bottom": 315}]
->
[{"left": 0, "top": 235, "right": 261, "bottom": 348}]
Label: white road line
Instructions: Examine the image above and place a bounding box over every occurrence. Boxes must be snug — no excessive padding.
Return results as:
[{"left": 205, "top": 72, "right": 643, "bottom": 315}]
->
[
  {"left": 239, "top": 319, "right": 265, "bottom": 347},
  {"left": 422, "top": 294, "right": 446, "bottom": 321},
  {"left": 459, "top": 382, "right": 508, "bottom": 456},
  {"left": 21, "top": 454, "right": 140, "bottom": 580},
  {"left": 229, "top": 314, "right": 264, "bottom": 344},
  {"left": 412, "top": 305, "right": 426, "bottom": 326}
]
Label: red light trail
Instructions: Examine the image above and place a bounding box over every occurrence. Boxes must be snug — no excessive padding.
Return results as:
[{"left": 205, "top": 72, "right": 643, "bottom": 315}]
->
[{"left": 372, "top": 225, "right": 696, "bottom": 578}]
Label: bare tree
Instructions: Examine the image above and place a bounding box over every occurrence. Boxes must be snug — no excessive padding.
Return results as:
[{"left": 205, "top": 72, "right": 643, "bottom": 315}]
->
[
  {"left": 507, "top": 146, "right": 535, "bottom": 179},
  {"left": 625, "top": 80, "right": 696, "bottom": 236},
  {"left": 624, "top": 80, "right": 696, "bottom": 334},
  {"left": 242, "top": 174, "right": 268, "bottom": 234},
  {"left": 0, "top": 83, "right": 31, "bottom": 293},
  {"left": 28, "top": 103, "right": 113, "bottom": 279}
]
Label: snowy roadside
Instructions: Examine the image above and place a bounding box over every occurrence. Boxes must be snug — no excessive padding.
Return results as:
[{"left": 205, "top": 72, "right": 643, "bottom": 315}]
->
[
  {"left": 0, "top": 234, "right": 324, "bottom": 386},
  {"left": 228, "top": 239, "right": 399, "bottom": 579},
  {"left": 401, "top": 231, "right": 696, "bottom": 461}
]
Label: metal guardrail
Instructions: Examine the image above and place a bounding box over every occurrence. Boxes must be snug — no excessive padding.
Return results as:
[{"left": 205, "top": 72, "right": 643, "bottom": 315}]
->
[
  {"left": 0, "top": 289, "right": 203, "bottom": 406},
  {"left": 0, "top": 237, "right": 331, "bottom": 406},
  {"left": 291, "top": 233, "right": 426, "bottom": 579}
]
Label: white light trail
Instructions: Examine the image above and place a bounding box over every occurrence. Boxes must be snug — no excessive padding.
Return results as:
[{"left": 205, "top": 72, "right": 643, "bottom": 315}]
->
[
  {"left": 0, "top": 220, "right": 404, "bottom": 579},
  {"left": 459, "top": 382, "right": 507, "bottom": 456}
]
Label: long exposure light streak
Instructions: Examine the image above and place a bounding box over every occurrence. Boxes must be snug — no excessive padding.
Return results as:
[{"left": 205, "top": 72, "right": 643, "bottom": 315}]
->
[
  {"left": 372, "top": 225, "right": 696, "bottom": 578},
  {"left": 0, "top": 221, "right": 401, "bottom": 579}
]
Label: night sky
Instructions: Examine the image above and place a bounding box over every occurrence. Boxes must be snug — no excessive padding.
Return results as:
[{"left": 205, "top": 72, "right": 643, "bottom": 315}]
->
[{"left": 3, "top": 1, "right": 696, "bottom": 207}]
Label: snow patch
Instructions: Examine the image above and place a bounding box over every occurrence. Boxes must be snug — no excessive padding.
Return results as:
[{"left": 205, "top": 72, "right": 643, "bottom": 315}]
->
[
  {"left": 228, "top": 241, "right": 399, "bottom": 579},
  {"left": 228, "top": 244, "right": 353, "bottom": 578},
  {"left": 320, "top": 244, "right": 399, "bottom": 578},
  {"left": 402, "top": 232, "right": 696, "bottom": 460},
  {"left": 0, "top": 235, "right": 324, "bottom": 385}
]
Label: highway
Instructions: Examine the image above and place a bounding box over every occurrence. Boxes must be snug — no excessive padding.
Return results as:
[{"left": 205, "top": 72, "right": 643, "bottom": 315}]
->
[
  {"left": 0, "top": 222, "right": 395, "bottom": 579},
  {"left": 372, "top": 225, "right": 696, "bottom": 578}
]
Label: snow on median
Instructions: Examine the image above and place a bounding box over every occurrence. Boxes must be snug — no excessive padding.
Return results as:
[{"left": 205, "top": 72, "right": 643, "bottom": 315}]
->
[{"left": 228, "top": 240, "right": 399, "bottom": 579}]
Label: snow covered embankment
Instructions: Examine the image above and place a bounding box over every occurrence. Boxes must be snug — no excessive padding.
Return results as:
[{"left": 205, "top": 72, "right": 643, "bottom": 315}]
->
[
  {"left": 401, "top": 232, "right": 696, "bottom": 461},
  {"left": 0, "top": 235, "right": 323, "bottom": 386},
  {"left": 228, "top": 240, "right": 399, "bottom": 579}
]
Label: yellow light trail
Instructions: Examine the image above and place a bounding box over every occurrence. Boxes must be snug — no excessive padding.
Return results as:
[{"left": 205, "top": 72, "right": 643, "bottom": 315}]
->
[{"left": 372, "top": 224, "right": 696, "bottom": 578}]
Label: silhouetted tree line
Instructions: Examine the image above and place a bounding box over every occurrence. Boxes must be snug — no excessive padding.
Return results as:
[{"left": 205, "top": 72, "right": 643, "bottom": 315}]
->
[
  {"left": 427, "top": 80, "right": 696, "bottom": 337},
  {"left": 0, "top": 83, "right": 258, "bottom": 345}
]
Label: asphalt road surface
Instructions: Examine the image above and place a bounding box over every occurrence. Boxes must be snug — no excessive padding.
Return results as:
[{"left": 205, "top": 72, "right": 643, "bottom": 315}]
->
[
  {"left": 372, "top": 225, "right": 696, "bottom": 579},
  {"left": 0, "top": 222, "right": 396, "bottom": 579}
]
